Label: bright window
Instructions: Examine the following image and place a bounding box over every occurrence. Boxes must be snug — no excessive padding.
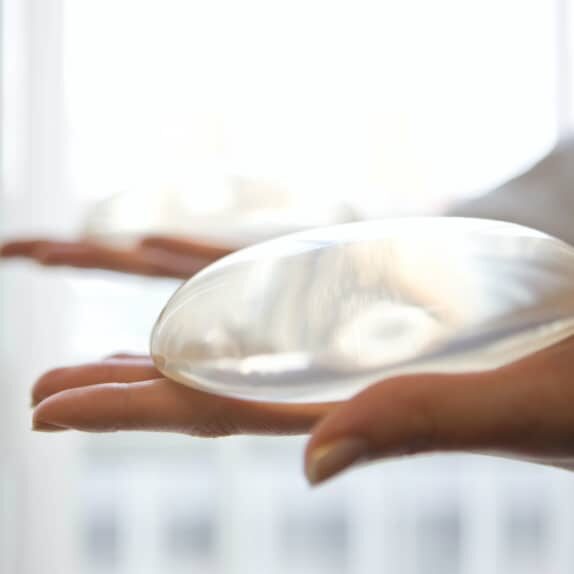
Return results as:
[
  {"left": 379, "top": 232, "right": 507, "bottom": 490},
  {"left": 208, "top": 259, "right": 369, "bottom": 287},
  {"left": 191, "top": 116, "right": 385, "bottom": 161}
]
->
[{"left": 64, "top": 0, "right": 559, "bottom": 215}]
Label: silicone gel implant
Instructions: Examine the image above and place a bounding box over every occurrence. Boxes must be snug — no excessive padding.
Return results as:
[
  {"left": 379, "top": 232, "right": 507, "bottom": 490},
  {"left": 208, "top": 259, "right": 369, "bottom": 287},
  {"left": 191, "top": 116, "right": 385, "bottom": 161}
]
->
[{"left": 151, "top": 218, "right": 574, "bottom": 402}]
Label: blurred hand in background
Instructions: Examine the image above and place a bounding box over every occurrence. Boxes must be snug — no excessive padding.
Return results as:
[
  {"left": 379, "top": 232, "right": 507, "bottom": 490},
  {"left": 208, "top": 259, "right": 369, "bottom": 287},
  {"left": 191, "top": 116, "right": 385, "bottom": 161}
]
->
[
  {"left": 1, "top": 235, "right": 233, "bottom": 279},
  {"left": 5, "top": 136, "right": 574, "bottom": 280}
]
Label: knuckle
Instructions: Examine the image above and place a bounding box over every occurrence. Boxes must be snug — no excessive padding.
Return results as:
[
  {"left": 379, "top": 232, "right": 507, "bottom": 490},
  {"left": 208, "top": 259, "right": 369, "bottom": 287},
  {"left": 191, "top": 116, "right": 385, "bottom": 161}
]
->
[
  {"left": 33, "top": 367, "right": 66, "bottom": 397},
  {"left": 32, "top": 367, "right": 66, "bottom": 402}
]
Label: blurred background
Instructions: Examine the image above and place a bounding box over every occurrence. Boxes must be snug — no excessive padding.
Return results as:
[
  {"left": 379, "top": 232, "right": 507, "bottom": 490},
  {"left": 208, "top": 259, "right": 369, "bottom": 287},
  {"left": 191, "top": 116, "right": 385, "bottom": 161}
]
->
[{"left": 2, "top": 0, "right": 574, "bottom": 572}]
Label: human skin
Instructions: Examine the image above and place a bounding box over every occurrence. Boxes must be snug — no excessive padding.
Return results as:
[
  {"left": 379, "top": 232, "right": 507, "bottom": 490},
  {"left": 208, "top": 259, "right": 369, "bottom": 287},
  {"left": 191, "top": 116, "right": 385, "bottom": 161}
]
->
[
  {"left": 1, "top": 235, "right": 232, "bottom": 279},
  {"left": 32, "top": 336, "right": 574, "bottom": 485}
]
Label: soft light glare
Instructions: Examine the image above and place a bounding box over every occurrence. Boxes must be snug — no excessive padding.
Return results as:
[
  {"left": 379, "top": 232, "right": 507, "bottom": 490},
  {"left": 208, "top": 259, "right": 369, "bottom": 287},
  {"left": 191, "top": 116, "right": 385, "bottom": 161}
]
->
[{"left": 63, "top": 0, "right": 555, "bottom": 215}]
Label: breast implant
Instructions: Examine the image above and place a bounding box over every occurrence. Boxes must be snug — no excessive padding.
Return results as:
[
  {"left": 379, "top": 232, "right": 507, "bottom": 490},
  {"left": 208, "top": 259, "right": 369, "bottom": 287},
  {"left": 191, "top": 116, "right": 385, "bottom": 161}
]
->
[{"left": 150, "top": 218, "right": 574, "bottom": 402}]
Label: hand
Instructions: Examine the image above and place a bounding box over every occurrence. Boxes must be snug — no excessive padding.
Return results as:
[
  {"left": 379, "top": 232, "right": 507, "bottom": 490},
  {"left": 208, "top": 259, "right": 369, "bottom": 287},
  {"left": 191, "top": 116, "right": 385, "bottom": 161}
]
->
[
  {"left": 1, "top": 235, "right": 233, "bottom": 279},
  {"left": 32, "top": 355, "right": 335, "bottom": 436},
  {"left": 32, "top": 337, "right": 574, "bottom": 486},
  {"left": 305, "top": 336, "right": 574, "bottom": 485}
]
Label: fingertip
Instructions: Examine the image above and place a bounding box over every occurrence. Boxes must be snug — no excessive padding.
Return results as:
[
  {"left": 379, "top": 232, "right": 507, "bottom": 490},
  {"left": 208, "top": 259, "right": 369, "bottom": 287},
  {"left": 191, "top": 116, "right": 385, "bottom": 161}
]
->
[
  {"left": 31, "top": 367, "right": 67, "bottom": 407},
  {"left": 33, "top": 383, "right": 130, "bottom": 433},
  {"left": 305, "top": 437, "right": 369, "bottom": 486},
  {"left": 32, "top": 390, "right": 69, "bottom": 428},
  {"left": 0, "top": 240, "right": 37, "bottom": 257},
  {"left": 32, "top": 419, "right": 69, "bottom": 433}
]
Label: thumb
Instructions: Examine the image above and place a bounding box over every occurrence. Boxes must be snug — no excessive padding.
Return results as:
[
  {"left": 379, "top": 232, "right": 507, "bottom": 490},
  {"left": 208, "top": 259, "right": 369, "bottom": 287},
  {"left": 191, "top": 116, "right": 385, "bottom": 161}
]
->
[{"left": 304, "top": 369, "right": 528, "bottom": 486}]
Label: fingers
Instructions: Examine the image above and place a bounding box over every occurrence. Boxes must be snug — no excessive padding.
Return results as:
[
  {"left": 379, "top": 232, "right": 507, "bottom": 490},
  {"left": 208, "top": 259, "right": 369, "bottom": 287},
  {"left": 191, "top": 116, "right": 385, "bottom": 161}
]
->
[
  {"left": 1, "top": 240, "right": 105, "bottom": 263},
  {"left": 41, "top": 243, "right": 163, "bottom": 275},
  {"left": 3, "top": 236, "right": 234, "bottom": 262},
  {"left": 1, "top": 239, "right": 57, "bottom": 257},
  {"left": 140, "top": 235, "right": 233, "bottom": 261},
  {"left": 2, "top": 237, "right": 226, "bottom": 278},
  {"left": 34, "top": 241, "right": 185, "bottom": 277},
  {"left": 2, "top": 238, "right": 207, "bottom": 278},
  {"left": 304, "top": 367, "right": 546, "bottom": 486},
  {"left": 34, "top": 242, "right": 132, "bottom": 270},
  {"left": 2, "top": 239, "right": 141, "bottom": 271},
  {"left": 32, "top": 360, "right": 161, "bottom": 406},
  {"left": 33, "top": 376, "right": 335, "bottom": 436}
]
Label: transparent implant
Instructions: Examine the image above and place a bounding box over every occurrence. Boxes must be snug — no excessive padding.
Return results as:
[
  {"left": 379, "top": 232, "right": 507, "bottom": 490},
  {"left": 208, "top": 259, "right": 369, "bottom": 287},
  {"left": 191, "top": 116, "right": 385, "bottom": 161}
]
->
[
  {"left": 83, "top": 180, "right": 355, "bottom": 248},
  {"left": 150, "top": 218, "right": 574, "bottom": 402}
]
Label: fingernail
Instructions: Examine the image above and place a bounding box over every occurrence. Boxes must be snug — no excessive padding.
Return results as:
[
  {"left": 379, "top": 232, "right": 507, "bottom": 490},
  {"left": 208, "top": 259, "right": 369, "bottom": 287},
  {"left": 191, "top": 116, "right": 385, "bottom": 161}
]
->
[
  {"left": 306, "top": 438, "right": 369, "bottom": 486},
  {"left": 32, "top": 420, "right": 68, "bottom": 432}
]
